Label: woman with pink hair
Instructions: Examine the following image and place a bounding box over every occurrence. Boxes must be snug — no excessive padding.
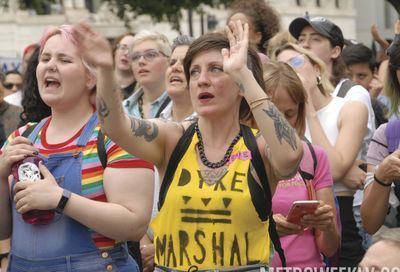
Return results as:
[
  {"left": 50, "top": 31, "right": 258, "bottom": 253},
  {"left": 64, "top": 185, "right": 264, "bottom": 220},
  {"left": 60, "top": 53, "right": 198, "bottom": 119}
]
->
[{"left": 0, "top": 25, "right": 154, "bottom": 272}]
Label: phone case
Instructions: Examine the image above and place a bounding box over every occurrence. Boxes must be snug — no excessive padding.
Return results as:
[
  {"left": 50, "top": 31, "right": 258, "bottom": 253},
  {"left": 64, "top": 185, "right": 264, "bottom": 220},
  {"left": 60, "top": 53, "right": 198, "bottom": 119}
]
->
[{"left": 286, "top": 200, "right": 319, "bottom": 224}]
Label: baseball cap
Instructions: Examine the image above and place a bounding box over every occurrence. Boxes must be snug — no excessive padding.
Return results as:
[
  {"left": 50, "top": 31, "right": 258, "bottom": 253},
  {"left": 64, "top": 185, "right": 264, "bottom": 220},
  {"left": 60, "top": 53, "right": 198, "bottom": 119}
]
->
[{"left": 289, "top": 16, "right": 344, "bottom": 49}]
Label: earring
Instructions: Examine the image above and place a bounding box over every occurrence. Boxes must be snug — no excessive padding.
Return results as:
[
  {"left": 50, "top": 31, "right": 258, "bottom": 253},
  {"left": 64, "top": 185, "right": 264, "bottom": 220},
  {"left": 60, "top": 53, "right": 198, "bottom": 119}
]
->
[{"left": 316, "top": 75, "right": 322, "bottom": 87}]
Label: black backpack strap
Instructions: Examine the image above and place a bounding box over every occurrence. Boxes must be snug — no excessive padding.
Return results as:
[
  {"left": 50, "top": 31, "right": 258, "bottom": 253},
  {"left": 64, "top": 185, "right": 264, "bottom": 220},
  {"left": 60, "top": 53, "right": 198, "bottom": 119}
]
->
[
  {"left": 158, "top": 122, "right": 196, "bottom": 210},
  {"left": 337, "top": 79, "right": 357, "bottom": 98},
  {"left": 298, "top": 139, "right": 317, "bottom": 181},
  {"left": 240, "top": 125, "right": 286, "bottom": 267},
  {"left": 97, "top": 129, "right": 107, "bottom": 169},
  {"left": 154, "top": 96, "right": 171, "bottom": 118}
]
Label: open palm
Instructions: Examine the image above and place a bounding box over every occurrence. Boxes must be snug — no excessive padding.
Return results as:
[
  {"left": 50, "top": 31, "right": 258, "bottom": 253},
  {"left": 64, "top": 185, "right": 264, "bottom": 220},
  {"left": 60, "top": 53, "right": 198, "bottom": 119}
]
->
[
  {"left": 72, "top": 21, "right": 113, "bottom": 68},
  {"left": 222, "top": 20, "right": 249, "bottom": 81}
]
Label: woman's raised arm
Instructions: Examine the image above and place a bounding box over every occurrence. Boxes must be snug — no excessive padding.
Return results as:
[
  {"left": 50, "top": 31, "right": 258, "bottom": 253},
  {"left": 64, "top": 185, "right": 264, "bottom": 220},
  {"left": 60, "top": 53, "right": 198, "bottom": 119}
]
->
[
  {"left": 223, "top": 20, "right": 303, "bottom": 179},
  {"left": 72, "top": 22, "right": 181, "bottom": 167}
]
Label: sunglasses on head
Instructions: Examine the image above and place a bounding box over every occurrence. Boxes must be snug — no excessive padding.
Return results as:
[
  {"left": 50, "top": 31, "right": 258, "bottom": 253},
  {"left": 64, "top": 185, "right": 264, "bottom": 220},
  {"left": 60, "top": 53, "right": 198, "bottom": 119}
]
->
[
  {"left": 3, "top": 82, "right": 22, "bottom": 90},
  {"left": 287, "top": 54, "right": 306, "bottom": 69}
]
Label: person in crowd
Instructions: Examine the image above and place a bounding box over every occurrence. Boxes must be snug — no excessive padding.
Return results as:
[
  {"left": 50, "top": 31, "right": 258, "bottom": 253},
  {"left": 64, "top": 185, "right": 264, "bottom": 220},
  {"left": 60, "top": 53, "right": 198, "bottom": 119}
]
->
[
  {"left": 266, "top": 31, "right": 296, "bottom": 58},
  {"left": 377, "top": 20, "right": 400, "bottom": 120},
  {"left": 74, "top": 20, "right": 303, "bottom": 270},
  {"left": 21, "top": 43, "right": 40, "bottom": 76},
  {"left": 0, "top": 72, "right": 22, "bottom": 145},
  {"left": 227, "top": 0, "right": 280, "bottom": 62},
  {"left": 123, "top": 30, "right": 171, "bottom": 119},
  {"left": 139, "top": 34, "right": 196, "bottom": 272},
  {"left": 159, "top": 34, "right": 196, "bottom": 122},
  {"left": 358, "top": 228, "right": 400, "bottom": 269},
  {"left": 19, "top": 46, "right": 52, "bottom": 126},
  {"left": 263, "top": 61, "right": 340, "bottom": 268},
  {"left": 362, "top": 123, "right": 400, "bottom": 233},
  {"left": 113, "top": 32, "right": 137, "bottom": 100},
  {"left": 274, "top": 43, "right": 369, "bottom": 267},
  {"left": 362, "top": 35, "right": 400, "bottom": 232},
  {"left": 0, "top": 24, "right": 154, "bottom": 271},
  {"left": 3, "top": 70, "right": 23, "bottom": 107},
  {"left": 288, "top": 16, "right": 346, "bottom": 87},
  {"left": 341, "top": 43, "right": 388, "bottom": 128},
  {"left": 288, "top": 16, "right": 376, "bottom": 253},
  {"left": 342, "top": 43, "right": 382, "bottom": 97}
]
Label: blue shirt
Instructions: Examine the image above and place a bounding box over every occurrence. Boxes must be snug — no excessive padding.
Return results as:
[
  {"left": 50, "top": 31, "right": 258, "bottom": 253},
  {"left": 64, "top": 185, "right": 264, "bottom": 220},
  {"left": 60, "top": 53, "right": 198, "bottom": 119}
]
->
[{"left": 123, "top": 88, "right": 170, "bottom": 118}]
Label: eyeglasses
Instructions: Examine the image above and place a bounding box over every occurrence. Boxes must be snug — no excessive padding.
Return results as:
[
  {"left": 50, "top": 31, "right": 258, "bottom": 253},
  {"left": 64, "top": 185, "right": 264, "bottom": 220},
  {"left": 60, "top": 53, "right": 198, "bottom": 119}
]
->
[
  {"left": 116, "top": 44, "right": 130, "bottom": 53},
  {"left": 130, "top": 49, "right": 168, "bottom": 63},
  {"left": 3, "top": 82, "right": 22, "bottom": 90},
  {"left": 287, "top": 54, "right": 306, "bottom": 69}
]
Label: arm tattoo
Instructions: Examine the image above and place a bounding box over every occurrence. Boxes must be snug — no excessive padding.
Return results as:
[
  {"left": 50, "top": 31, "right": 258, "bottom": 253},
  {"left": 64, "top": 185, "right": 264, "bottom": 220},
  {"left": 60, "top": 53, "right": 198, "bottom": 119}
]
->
[
  {"left": 97, "top": 97, "right": 110, "bottom": 124},
  {"left": 129, "top": 117, "right": 159, "bottom": 142},
  {"left": 262, "top": 107, "right": 298, "bottom": 151}
]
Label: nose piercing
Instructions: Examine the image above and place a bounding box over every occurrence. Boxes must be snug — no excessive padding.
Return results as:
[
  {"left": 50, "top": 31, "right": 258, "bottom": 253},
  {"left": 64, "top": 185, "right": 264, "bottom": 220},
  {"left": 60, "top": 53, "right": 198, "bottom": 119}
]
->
[{"left": 50, "top": 66, "right": 57, "bottom": 72}]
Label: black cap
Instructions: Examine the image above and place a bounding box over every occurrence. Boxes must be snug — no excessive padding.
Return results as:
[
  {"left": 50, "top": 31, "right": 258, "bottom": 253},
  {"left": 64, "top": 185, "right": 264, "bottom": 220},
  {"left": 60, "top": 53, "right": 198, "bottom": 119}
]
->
[{"left": 289, "top": 16, "right": 344, "bottom": 49}]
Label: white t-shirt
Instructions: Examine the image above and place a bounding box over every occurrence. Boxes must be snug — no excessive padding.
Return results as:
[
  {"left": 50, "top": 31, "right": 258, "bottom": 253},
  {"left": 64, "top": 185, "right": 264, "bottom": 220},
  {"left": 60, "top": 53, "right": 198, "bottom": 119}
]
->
[{"left": 333, "top": 79, "right": 376, "bottom": 206}]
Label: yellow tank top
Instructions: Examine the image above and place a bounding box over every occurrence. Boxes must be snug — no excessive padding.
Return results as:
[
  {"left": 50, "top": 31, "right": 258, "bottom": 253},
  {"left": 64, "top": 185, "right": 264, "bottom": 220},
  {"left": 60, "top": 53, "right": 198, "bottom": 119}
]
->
[{"left": 151, "top": 130, "right": 271, "bottom": 270}]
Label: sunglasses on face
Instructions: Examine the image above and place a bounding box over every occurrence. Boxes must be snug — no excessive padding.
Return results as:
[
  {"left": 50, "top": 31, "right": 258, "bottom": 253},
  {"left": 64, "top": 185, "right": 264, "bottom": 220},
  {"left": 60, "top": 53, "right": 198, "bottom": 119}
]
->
[
  {"left": 130, "top": 49, "right": 167, "bottom": 63},
  {"left": 3, "top": 82, "right": 22, "bottom": 90},
  {"left": 287, "top": 54, "right": 306, "bottom": 69}
]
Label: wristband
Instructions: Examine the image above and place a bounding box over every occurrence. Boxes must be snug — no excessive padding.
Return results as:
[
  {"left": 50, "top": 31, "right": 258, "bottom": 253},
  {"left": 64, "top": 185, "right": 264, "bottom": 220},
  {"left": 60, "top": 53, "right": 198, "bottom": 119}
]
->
[
  {"left": 55, "top": 189, "right": 71, "bottom": 213},
  {"left": 373, "top": 174, "right": 392, "bottom": 187}
]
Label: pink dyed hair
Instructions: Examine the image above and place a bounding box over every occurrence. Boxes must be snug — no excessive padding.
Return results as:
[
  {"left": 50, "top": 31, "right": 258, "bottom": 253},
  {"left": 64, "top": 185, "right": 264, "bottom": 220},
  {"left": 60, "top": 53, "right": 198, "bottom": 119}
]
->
[{"left": 38, "top": 25, "right": 96, "bottom": 78}]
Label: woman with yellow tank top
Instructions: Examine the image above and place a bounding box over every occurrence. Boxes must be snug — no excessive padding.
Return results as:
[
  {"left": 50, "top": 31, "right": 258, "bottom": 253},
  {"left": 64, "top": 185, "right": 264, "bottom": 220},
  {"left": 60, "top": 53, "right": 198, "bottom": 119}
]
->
[{"left": 74, "top": 20, "right": 304, "bottom": 271}]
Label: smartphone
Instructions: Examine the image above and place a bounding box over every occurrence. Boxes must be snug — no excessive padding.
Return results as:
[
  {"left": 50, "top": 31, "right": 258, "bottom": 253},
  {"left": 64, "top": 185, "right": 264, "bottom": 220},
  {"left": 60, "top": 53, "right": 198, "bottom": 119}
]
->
[{"left": 286, "top": 200, "right": 320, "bottom": 225}]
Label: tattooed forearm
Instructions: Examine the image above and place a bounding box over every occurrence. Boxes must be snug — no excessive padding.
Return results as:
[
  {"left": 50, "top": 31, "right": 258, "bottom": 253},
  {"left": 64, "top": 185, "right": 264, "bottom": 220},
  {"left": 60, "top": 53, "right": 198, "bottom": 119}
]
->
[
  {"left": 129, "top": 117, "right": 159, "bottom": 142},
  {"left": 262, "top": 107, "right": 298, "bottom": 151},
  {"left": 97, "top": 97, "right": 110, "bottom": 124}
]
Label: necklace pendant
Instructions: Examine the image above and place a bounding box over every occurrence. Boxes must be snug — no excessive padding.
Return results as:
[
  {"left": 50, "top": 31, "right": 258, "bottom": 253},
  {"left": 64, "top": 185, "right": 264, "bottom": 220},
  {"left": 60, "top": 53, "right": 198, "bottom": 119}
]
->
[{"left": 201, "top": 166, "right": 228, "bottom": 186}]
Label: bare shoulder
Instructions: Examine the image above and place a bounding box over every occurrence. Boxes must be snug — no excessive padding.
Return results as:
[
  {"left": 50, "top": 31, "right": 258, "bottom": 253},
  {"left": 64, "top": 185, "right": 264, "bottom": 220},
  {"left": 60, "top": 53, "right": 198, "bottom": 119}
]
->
[{"left": 157, "top": 119, "right": 196, "bottom": 167}]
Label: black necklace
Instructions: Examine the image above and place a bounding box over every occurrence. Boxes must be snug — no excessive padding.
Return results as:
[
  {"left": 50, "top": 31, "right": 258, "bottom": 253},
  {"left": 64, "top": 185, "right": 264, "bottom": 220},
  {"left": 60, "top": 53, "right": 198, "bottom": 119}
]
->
[
  {"left": 195, "top": 123, "right": 242, "bottom": 169},
  {"left": 138, "top": 94, "right": 144, "bottom": 118}
]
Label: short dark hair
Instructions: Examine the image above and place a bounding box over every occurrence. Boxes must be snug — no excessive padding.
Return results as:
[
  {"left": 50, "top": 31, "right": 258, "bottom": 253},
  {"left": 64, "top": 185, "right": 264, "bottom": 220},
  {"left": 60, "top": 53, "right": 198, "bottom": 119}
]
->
[
  {"left": 342, "top": 44, "right": 376, "bottom": 72},
  {"left": 183, "top": 31, "right": 264, "bottom": 121}
]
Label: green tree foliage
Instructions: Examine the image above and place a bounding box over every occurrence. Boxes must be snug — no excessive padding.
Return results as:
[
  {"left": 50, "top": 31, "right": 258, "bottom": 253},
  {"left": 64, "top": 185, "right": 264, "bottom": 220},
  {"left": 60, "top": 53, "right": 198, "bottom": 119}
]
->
[
  {"left": 0, "top": 0, "right": 58, "bottom": 14},
  {"left": 105, "top": 0, "right": 234, "bottom": 32}
]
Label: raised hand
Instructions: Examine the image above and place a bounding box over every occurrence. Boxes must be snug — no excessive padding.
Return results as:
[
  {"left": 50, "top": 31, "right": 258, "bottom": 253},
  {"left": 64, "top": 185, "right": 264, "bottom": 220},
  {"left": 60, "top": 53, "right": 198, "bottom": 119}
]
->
[
  {"left": 72, "top": 21, "right": 113, "bottom": 69},
  {"left": 14, "top": 163, "right": 62, "bottom": 214},
  {"left": 222, "top": 20, "right": 250, "bottom": 82}
]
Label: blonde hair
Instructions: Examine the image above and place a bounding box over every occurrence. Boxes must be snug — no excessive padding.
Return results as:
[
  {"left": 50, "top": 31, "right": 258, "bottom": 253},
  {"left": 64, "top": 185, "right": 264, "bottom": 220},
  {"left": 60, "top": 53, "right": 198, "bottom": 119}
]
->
[
  {"left": 267, "top": 31, "right": 296, "bottom": 58},
  {"left": 272, "top": 43, "right": 334, "bottom": 96},
  {"left": 263, "top": 61, "right": 307, "bottom": 137},
  {"left": 131, "top": 30, "right": 171, "bottom": 57}
]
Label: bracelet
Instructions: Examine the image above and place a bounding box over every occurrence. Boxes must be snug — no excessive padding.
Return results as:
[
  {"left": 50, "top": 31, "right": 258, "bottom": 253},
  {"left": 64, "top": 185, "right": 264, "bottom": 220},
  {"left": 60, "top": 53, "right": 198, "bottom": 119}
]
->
[
  {"left": 374, "top": 174, "right": 392, "bottom": 187},
  {"left": 249, "top": 96, "right": 271, "bottom": 111}
]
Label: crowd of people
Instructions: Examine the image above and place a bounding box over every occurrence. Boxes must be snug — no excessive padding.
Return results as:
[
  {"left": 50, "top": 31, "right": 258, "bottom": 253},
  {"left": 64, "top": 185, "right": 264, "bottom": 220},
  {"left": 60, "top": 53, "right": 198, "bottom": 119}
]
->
[{"left": 0, "top": 0, "right": 400, "bottom": 271}]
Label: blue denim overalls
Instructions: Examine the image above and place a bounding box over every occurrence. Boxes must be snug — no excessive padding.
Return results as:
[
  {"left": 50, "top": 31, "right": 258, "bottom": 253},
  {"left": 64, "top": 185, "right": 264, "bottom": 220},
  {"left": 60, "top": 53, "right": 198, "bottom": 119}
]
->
[{"left": 8, "top": 113, "right": 138, "bottom": 272}]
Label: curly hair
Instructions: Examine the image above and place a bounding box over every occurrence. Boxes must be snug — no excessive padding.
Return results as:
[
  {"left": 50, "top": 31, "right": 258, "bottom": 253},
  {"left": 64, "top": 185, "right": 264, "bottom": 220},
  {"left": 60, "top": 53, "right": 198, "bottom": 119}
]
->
[
  {"left": 228, "top": 0, "right": 280, "bottom": 53},
  {"left": 20, "top": 46, "right": 51, "bottom": 125}
]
